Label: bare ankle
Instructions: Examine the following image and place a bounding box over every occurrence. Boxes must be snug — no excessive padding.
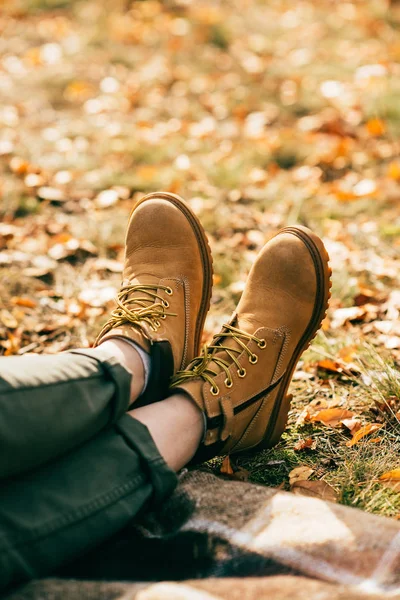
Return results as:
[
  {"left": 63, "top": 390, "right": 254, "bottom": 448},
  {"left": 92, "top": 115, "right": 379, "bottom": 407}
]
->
[{"left": 95, "top": 339, "right": 146, "bottom": 404}]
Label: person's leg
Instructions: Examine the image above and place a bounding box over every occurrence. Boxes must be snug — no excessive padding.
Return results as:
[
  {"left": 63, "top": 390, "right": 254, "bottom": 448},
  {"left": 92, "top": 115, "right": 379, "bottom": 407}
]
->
[
  {"left": 0, "top": 340, "right": 145, "bottom": 480},
  {"left": 0, "top": 394, "right": 203, "bottom": 594},
  {"left": 0, "top": 191, "right": 213, "bottom": 480}
]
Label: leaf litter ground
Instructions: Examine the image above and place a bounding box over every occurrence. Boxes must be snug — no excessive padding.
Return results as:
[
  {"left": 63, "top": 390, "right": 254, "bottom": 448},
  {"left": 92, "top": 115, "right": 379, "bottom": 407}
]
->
[{"left": 0, "top": 0, "right": 399, "bottom": 517}]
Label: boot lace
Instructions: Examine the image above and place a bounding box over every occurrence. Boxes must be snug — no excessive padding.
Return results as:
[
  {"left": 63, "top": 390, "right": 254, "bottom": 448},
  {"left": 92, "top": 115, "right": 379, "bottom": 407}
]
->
[
  {"left": 97, "top": 284, "right": 176, "bottom": 341},
  {"left": 171, "top": 323, "right": 266, "bottom": 395}
]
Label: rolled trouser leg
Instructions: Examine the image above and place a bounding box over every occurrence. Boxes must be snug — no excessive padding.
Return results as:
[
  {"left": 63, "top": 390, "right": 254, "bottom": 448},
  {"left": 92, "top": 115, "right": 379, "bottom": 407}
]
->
[
  {"left": 0, "top": 347, "right": 132, "bottom": 479},
  {"left": 0, "top": 414, "right": 177, "bottom": 594}
]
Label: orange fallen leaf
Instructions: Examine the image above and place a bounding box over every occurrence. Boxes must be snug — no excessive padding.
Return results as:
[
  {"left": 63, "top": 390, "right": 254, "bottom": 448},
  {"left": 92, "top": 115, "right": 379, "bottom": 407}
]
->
[
  {"left": 294, "top": 438, "right": 315, "bottom": 451},
  {"left": 220, "top": 455, "right": 234, "bottom": 476},
  {"left": 311, "top": 408, "right": 355, "bottom": 427},
  {"left": 291, "top": 480, "right": 339, "bottom": 503},
  {"left": 11, "top": 297, "right": 37, "bottom": 309},
  {"left": 388, "top": 161, "right": 400, "bottom": 181},
  {"left": 338, "top": 345, "right": 358, "bottom": 363},
  {"left": 366, "top": 118, "right": 386, "bottom": 136},
  {"left": 346, "top": 423, "right": 382, "bottom": 447},
  {"left": 379, "top": 468, "right": 400, "bottom": 492},
  {"left": 317, "top": 358, "right": 342, "bottom": 373},
  {"left": 135, "top": 165, "right": 158, "bottom": 181},
  {"left": 379, "top": 468, "right": 400, "bottom": 482},
  {"left": 219, "top": 456, "right": 249, "bottom": 481}
]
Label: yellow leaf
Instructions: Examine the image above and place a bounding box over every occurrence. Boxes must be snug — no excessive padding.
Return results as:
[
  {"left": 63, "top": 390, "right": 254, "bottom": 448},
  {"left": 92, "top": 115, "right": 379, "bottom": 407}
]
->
[
  {"left": 379, "top": 468, "right": 400, "bottom": 482},
  {"left": 346, "top": 423, "right": 382, "bottom": 447}
]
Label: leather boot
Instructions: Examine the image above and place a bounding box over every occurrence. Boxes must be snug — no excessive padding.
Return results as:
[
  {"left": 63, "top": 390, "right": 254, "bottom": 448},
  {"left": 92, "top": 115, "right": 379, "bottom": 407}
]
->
[
  {"left": 170, "top": 226, "right": 331, "bottom": 462},
  {"left": 95, "top": 192, "right": 213, "bottom": 407}
]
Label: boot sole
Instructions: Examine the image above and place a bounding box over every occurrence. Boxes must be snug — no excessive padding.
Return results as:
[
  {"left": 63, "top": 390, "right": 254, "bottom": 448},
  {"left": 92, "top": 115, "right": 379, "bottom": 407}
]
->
[
  {"left": 238, "top": 226, "right": 332, "bottom": 454},
  {"left": 135, "top": 191, "right": 213, "bottom": 368}
]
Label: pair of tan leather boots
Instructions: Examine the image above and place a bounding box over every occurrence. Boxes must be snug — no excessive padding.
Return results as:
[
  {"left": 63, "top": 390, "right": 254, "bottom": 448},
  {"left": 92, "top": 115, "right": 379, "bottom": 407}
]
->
[{"left": 95, "top": 192, "right": 331, "bottom": 464}]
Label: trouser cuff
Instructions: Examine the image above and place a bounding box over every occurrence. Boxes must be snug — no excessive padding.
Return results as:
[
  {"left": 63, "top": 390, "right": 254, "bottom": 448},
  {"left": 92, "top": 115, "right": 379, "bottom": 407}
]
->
[{"left": 115, "top": 414, "right": 178, "bottom": 506}]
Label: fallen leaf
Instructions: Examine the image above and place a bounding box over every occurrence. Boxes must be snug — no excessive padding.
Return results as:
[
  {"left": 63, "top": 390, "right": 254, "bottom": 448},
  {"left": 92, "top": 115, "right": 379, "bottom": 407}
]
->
[
  {"left": 341, "top": 418, "right": 362, "bottom": 434},
  {"left": 289, "top": 466, "right": 314, "bottom": 484},
  {"left": 388, "top": 161, "right": 400, "bottom": 181},
  {"left": 37, "top": 186, "right": 66, "bottom": 202},
  {"left": 92, "top": 258, "right": 123, "bottom": 273},
  {"left": 95, "top": 189, "right": 119, "bottom": 209},
  {"left": 366, "top": 118, "right": 386, "bottom": 136},
  {"left": 11, "top": 297, "right": 37, "bottom": 309},
  {"left": 379, "top": 468, "right": 400, "bottom": 492},
  {"left": 294, "top": 438, "right": 315, "bottom": 451},
  {"left": 317, "top": 358, "right": 342, "bottom": 373},
  {"left": 311, "top": 408, "right": 355, "bottom": 427},
  {"left": 219, "top": 456, "right": 250, "bottom": 481},
  {"left": 338, "top": 345, "right": 358, "bottom": 363},
  {"left": 331, "top": 306, "right": 367, "bottom": 328},
  {"left": 0, "top": 309, "right": 18, "bottom": 329},
  {"left": 379, "top": 468, "right": 400, "bottom": 481},
  {"left": 291, "top": 480, "right": 339, "bottom": 503},
  {"left": 220, "top": 455, "right": 234, "bottom": 475},
  {"left": 346, "top": 423, "right": 382, "bottom": 447}
]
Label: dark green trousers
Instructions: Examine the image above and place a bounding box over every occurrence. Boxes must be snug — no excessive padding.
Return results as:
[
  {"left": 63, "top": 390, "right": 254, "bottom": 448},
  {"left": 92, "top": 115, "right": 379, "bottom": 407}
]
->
[{"left": 0, "top": 348, "right": 178, "bottom": 593}]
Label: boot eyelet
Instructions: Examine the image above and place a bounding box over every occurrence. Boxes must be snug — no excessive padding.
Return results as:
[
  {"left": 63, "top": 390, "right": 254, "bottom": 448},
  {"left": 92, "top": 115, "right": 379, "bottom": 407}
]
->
[
  {"left": 210, "top": 385, "right": 219, "bottom": 396},
  {"left": 249, "top": 354, "right": 258, "bottom": 364},
  {"left": 258, "top": 339, "right": 266, "bottom": 349},
  {"left": 224, "top": 378, "right": 233, "bottom": 388},
  {"left": 165, "top": 287, "right": 173, "bottom": 295},
  {"left": 237, "top": 368, "right": 246, "bottom": 378},
  {"left": 160, "top": 314, "right": 167, "bottom": 320},
  {"left": 162, "top": 300, "right": 170, "bottom": 308}
]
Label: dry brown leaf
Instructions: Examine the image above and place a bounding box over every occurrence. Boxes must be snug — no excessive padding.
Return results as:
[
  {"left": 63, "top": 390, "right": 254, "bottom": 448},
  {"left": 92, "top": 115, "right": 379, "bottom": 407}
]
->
[
  {"left": 230, "top": 466, "right": 250, "bottom": 481},
  {"left": 311, "top": 408, "right": 355, "bottom": 427},
  {"left": 219, "top": 456, "right": 250, "bottom": 481},
  {"left": 346, "top": 423, "right": 382, "bottom": 447},
  {"left": 291, "top": 480, "right": 339, "bottom": 503},
  {"left": 289, "top": 466, "right": 314, "bottom": 484},
  {"left": 293, "top": 438, "right": 315, "bottom": 451}
]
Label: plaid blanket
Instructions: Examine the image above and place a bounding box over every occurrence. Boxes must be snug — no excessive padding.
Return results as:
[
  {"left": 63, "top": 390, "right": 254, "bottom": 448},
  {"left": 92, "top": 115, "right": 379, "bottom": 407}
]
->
[{"left": 7, "top": 470, "right": 400, "bottom": 600}]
